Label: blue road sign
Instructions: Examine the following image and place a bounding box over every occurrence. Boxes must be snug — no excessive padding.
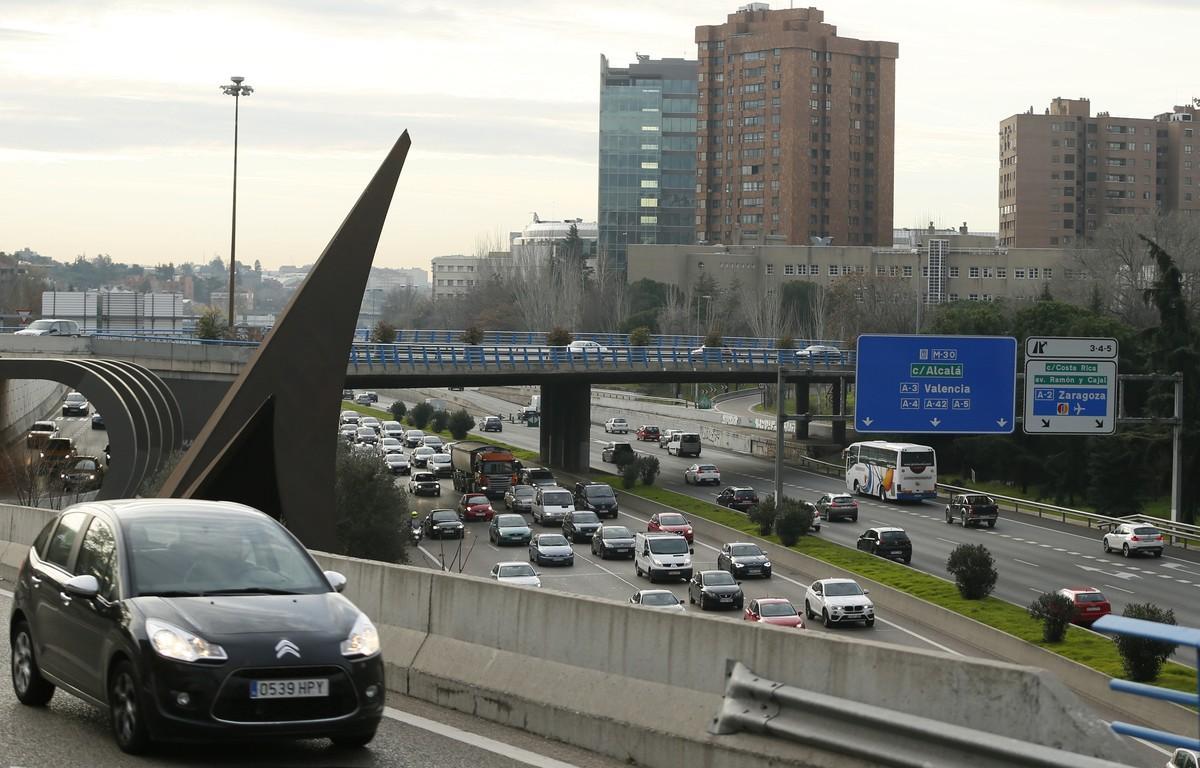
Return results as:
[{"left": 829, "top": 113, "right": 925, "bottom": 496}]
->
[{"left": 854, "top": 335, "right": 1017, "bottom": 434}]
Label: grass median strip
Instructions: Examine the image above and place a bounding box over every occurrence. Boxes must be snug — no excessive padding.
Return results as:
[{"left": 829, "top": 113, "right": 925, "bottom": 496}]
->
[
  {"left": 595, "top": 474, "right": 1197, "bottom": 696},
  {"left": 341, "top": 401, "right": 541, "bottom": 463}
]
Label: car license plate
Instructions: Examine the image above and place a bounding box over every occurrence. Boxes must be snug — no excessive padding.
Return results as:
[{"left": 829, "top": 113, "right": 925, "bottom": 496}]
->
[
  {"left": 250, "top": 678, "right": 328, "bottom": 699},
  {"left": 667, "top": 570, "right": 680, "bottom": 576},
  {"left": 720, "top": 596, "right": 733, "bottom": 602},
  {"left": 747, "top": 568, "right": 760, "bottom": 574},
  {"left": 1086, "top": 607, "right": 1101, "bottom": 612}
]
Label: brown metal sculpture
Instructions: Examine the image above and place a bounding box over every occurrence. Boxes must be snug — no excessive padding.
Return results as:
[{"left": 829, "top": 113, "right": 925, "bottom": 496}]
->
[{"left": 159, "top": 132, "right": 412, "bottom": 549}]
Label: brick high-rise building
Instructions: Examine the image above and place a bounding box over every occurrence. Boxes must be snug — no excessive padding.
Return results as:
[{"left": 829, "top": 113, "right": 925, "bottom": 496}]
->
[
  {"left": 999, "top": 98, "right": 1200, "bottom": 248},
  {"left": 694, "top": 4, "right": 898, "bottom": 247}
]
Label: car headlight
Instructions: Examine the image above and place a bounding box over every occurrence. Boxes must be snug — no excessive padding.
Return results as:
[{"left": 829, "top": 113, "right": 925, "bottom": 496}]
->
[
  {"left": 763, "top": 561, "right": 771, "bottom": 568},
  {"left": 341, "top": 612, "right": 381, "bottom": 658},
  {"left": 733, "top": 562, "right": 746, "bottom": 568},
  {"left": 146, "top": 618, "right": 227, "bottom": 663}
]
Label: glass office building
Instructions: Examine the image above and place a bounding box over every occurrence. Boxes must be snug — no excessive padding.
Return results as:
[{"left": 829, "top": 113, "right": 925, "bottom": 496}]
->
[{"left": 598, "top": 54, "right": 698, "bottom": 274}]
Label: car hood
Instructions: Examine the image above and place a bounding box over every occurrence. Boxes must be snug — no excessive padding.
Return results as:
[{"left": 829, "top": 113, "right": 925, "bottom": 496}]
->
[
  {"left": 758, "top": 614, "right": 803, "bottom": 627},
  {"left": 823, "top": 594, "right": 872, "bottom": 608},
  {"left": 131, "top": 592, "right": 358, "bottom": 640},
  {"left": 731, "top": 555, "right": 768, "bottom": 566},
  {"left": 660, "top": 524, "right": 692, "bottom": 533},
  {"left": 497, "top": 525, "right": 531, "bottom": 535},
  {"left": 601, "top": 537, "right": 635, "bottom": 547},
  {"left": 498, "top": 576, "right": 540, "bottom": 587},
  {"left": 702, "top": 584, "right": 742, "bottom": 595},
  {"left": 536, "top": 544, "right": 573, "bottom": 556},
  {"left": 14, "top": 328, "right": 48, "bottom": 335},
  {"left": 432, "top": 519, "right": 463, "bottom": 527}
]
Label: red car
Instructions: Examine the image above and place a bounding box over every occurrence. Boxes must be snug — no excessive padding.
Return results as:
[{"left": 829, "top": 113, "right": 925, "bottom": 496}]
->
[
  {"left": 458, "top": 493, "right": 495, "bottom": 522},
  {"left": 1057, "top": 587, "right": 1111, "bottom": 626},
  {"left": 636, "top": 425, "right": 661, "bottom": 442},
  {"left": 744, "top": 598, "right": 804, "bottom": 628},
  {"left": 648, "top": 512, "right": 693, "bottom": 543}
]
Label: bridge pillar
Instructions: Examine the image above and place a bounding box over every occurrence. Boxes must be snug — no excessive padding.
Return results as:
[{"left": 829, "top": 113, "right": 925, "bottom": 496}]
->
[
  {"left": 538, "top": 381, "right": 591, "bottom": 474},
  {"left": 831, "top": 377, "right": 846, "bottom": 444},
  {"left": 793, "top": 379, "right": 810, "bottom": 439}
]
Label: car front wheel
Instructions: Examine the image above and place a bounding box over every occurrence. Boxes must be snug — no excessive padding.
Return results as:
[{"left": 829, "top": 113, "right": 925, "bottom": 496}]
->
[
  {"left": 109, "top": 660, "right": 150, "bottom": 754},
  {"left": 11, "top": 621, "right": 54, "bottom": 706},
  {"left": 1123, "top": 544, "right": 1130, "bottom": 558}
]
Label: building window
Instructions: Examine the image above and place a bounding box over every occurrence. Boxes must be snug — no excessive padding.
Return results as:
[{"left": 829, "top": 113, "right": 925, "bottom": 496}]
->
[
  {"left": 640, "top": 180, "right": 658, "bottom": 188},
  {"left": 639, "top": 197, "right": 658, "bottom": 207},
  {"left": 1029, "top": 267, "right": 1040, "bottom": 279},
  {"left": 1014, "top": 268, "right": 1026, "bottom": 279},
  {"left": 902, "top": 266, "right": 913, "bottom": 277},
  {"left": 641, "top": 161, "right": 659, "bottom": 169},
  {"left": 641, "top": 125, "right": 659, "bottom": 132},
  {"left": 639, "top": 216, "right": 657, "bottom": 224},
  {"left": 766, "top": 264, "right": 775, "bottom": 275},
  {"left": 997, "top": 267, "right": 1007, "bottom": 278},
  {"left": 875, "top": 265, "right": 886, "bottom": 275},
  {"left": 982, "top": 267, "right": 994, "bottom": 278},
  {"left": 948, "top": 266, "right": 959, "bottom": 278},
  {"left": 1044, "top": 268, "right": 1054, "bottom": 279},
  {"left": 968, "top": 266, "right": 980, "bottom": 278}
]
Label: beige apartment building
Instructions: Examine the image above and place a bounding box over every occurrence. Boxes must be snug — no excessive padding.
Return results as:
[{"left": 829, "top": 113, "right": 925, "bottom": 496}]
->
[
  {"left": 694, "top": 4, "right": 898, "bottom": 248},
  {"left": 999, "top": 98, "right": 1200, "bottom": 247},
  {"left": 430, "top": 255, "right": 481, "bottom": 301},
  {"left": 628, "top": 236, "right": 1089, "bottom": 305}
]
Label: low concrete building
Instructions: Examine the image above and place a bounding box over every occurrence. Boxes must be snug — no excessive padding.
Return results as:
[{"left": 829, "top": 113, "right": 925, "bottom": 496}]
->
[
  {"left": 628, "top": 240, "right": 1091, "bottom": 305},
  {"left": 430, "top": 255, "right": 482, "bottom": 301}
]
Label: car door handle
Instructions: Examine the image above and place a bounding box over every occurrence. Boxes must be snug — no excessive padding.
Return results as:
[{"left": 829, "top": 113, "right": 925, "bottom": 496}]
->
[
  {"left": 30, "top": 574, "right": 43, "bottom": 588},
  {"left": 59, "top": 591, "right": 73, "bottom": 604}
]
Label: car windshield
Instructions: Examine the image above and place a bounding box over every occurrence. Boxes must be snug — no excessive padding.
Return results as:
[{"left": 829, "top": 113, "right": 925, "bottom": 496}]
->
[
  {"left": 641, "top": 592, "right": 677, "bottom": 606},
  {"left": 466, "top": 496, "right": 489, "bottom": 505},
  {"left": 1133, "top": 527, "right": 1161, "bottom": 536},
  {"left": 697, "top": 465, "right": 718, "bottom": 472},
  {"left": 496, "top": 515, "right": 526, "bottom": 527},
  {"left": 498, "top": 564, "right": 536, "bottom": 578},
  {"left": 65, "top": 393, "right": 86, "bottom": 403},
  {"left": 966, "top": 495, "right": 994, "bottom": 505},
  {"left": 879, "top": 531, "right": 909, "bottom": 543},
  {"left": 431, "top": 454, "right": 450, "bottom": 462},
  {"left": 512, "top": 486, "right": 535, "bottom": 498},
  {"left": 542, "top": 491, "right": 572, "bottom": 506},
  {"left": 659, "top": 513, "right": 687, "bottom": 525},
  {"left": 602, "top": 526, "right": 633, "bottom": 539},
  {"left": 70, "top": 458, "right": 99, "bottom": 471},
  {"left": 1076, "top": 592, "right": 1106, "bottom": 603},
  {"left": 679, "top": 434, "right": 700, "bottom": 443},
  {"left": 126, "top": 515, "right": 328, "bottom": 596},
  {"left": 528, "top": 469, "right": 554, "bottom": 481},
  {"left": 584, "top": 486, "right": 615, "bottom": 499},
  {"left": 415, "top": 473, "right": 435, "bottom": 482},
  {"left": 730, "top": 544, "right": 762, "bottom": 557},
  {"left": 823, "top": 582, "right": 865, "bottom": 597},
  {"left": 734, "top": 490, "right": 756, "bottom": 499},
  {"left": 27, "top": 320, "right": 56, "bottom": 330},
  {"left": 574, "top": 511, "right": 600, "bottom": 524},
  {"left": 648, "top": 538, "right": 688, "bottom": 555},
  {"left": 32, "top": 422, "right": 55, "bottom": 431},
  {"left": 357, "top": 428, "right": 373, "bottom": 436},
  {"left": 759, "top": 602, "right": 797, "bottom": 617},
  {"left": 831, "top": 495, "right": 854, "bottom": 504},
  {"left": 538, "top": 535, "right": 569, "bottom": 547},
  {"left": 705, "top": 572, "right": 736, "bottom": 586}
]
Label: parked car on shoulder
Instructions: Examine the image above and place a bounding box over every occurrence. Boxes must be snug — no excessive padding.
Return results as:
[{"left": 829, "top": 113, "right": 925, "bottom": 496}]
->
[
  {"left": 636, "top": 425, "right": 661, "bottom": 442},
  {"left": 504, "top": 484, "right": 536, "bottom": 513},
  {"left": 407, "top": 471, "right": 441, "bottom": 497},
  {"left": 856, "top": 527, "right": 912, "bottom": 564},
  {"left": 491, "top": 561, "right": 541, "bottom": 587},
  {"left": 488, "top": 514, "right": 532, "bottom": 546},
  {"left": 528, "top": 533, "right": 573, "bottom": 567},
  {"left": 945, "top": 493, "right": 999, "bottom": 528},
  {"left": 628, "top": 589, "right": 685, "bottom": 612},
  {"left": 744, "top": 598, "right": 804, "bottom": 628},
  {"left": 601, "top": 441, "right": 636, "bottom": 464},
  {"left": 1102, "top": 523, "right": 1165, "bottom": 558},
  {"left": 604, "top": 417, "right": 629, "bottom": 434},
  {"left": 1056, "top": 587, "right": 1112, "bottom": 626},
  {"left": 716, "top": 486, "right": 759, "bottom": 513},
  {"left": 26, "top": 420, "right": 58, "bottom": 449},
  {"left": 573, "top": 482, "right": 619, "bottom": 518},
  {"left": 457, "top": 493, "right": 495, "bottom": 522},
  {"left": 716, "top": 542, "right": 772, "bottom": 579},
  {"left": 647, "top": 512, "right": 693, "bottom": 543},
  {"left": 62, "top": 392, "right": 90, "bottom": 416},
  {"left": 591, "top": 525, "right": 635, "bottom": 559},
  {"left": 804, "top": 578, "right": 875, "bottom": 628},
  {"left": 423, "top": 508, "right": 464, "bottom": 538},
  {"left": 683, "top": 463, "right": 721, "bottom": 485},
  {"left": 815, "top": 493, "right": 859, "bottom": 522},
  {"left": 689, "top": 570, "right": 744, "bottom": 611}
]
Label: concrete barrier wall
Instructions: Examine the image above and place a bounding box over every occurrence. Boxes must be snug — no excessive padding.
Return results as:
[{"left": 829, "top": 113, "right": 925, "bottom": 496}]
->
[{"left": 0, "top": 379, "right": 69, "bottom": 448}]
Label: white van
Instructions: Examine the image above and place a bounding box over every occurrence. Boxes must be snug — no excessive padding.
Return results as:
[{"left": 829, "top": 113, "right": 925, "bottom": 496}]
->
[
  {"left": 531, "top": 486, "right": 575, "bottom": 526},
  {"left": 668, "top": 432, "right": 702, "bottom": 457},
  {"left": 634, "top": 532, "right": 693, "bottom": 583}
]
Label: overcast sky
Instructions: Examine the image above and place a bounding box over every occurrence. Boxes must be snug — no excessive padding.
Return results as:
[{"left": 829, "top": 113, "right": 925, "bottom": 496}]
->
[{"left": 3, "top": 0, "right": 1197, "bottom": 271}]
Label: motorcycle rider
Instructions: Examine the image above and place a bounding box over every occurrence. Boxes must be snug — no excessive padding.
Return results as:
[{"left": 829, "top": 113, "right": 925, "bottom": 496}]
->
[{"left": 410, "top": 509, "right": 422, "bottom": 540}]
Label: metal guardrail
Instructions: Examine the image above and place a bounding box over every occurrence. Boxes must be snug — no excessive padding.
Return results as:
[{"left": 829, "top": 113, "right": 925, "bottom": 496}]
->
[
  {"left": 709, "top": 661, "right": 1128, "bottom": 767},
  {"left": 937, "top": 484, "right": 1200, "bottom": 549},
  {"left": 1091, "top": 614, "right": 1200, "bottom": 751}
]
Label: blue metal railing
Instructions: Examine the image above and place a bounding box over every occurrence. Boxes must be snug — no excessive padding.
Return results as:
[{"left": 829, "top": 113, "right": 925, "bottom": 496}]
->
[
  {"left": 1090, "top": 614, "right": 1200, "bottom": 751},
  {"left": 345, "top": 344, "right": 854, "bottom": 370}
]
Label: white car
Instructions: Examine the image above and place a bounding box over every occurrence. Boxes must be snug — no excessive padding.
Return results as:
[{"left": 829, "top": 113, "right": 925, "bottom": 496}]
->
[
  {"left": 683, "top": 463, "right": 721, "bottom": 485},
  {"left": 490, "top": 561, "right": 541, "bottom": 587},
  {"left": 428, "top": 452, "right": 452, "bottom": 476},
  {"left": 1167, "top": 748, "right": 1199, "bottom": 768},
  {"left": 531, "top": 486, "right": 575, "bottom": 526},
  {"left": 14, "top": 318, "right": 80, "bottom": 336},
  {"left": 629, "top": 589, "right": 686, "bottom": 613},
  {"left": 382, "top": 420, "right": 405, "bottom": 439},
  {"left": 568, "top": 339, "right": 609, "bottom": 357},
  {"left": 1102, "top": 523, "right": 1165, "bottom": 558},
  {"left": 803, "top": 578, "right": 875, "bottom": 628},
  {"left": 360, "top": 416, "right": 382, "bottom": 433},
  {"left": 604, "top": 417, "right": 629, "bottom": 434},
  {"left": 793, "top": 344, "right": 843, "bottom": 364},
  {"left": 380, "top": 437, "right": 404, "bottom": 455}
]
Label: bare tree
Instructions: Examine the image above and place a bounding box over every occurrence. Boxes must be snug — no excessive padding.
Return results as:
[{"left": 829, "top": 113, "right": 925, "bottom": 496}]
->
[
  {"left": 802, "top": 283, "right": 828, "bottom": 342},
  {"left": 508, "top": 242, "right": 585, "bottom": 333}
]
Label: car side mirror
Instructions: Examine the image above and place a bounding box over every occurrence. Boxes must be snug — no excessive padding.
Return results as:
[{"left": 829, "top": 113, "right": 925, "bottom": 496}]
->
[
  {"left": 863, "top": 589, "right": 871, "bottom": 595},
  {"left": 324, "top": 570, "right": 347, "bottom": 593},
  {"left": 63, "top": 574, "right": 99, "bottom": 598},
  {"left": 689, "top": 547, "right": 695, "bottom": 555}
]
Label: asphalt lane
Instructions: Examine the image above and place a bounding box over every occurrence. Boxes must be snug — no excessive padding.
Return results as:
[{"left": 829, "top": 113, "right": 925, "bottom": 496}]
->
[
  {"left": 0, "top": 589, "right": 629, "bottom": 768},
  {"left": 2, "top": 394, "right": 109, "bottom": 507},
  {"left": 423, "top": 387, "right": 1200, "bottom": 668}
]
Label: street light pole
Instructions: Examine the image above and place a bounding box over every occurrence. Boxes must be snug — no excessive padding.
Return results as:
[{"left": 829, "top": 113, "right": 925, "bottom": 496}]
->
[{"left": 220, "top": 75, "right": 254, "bottom": 331}]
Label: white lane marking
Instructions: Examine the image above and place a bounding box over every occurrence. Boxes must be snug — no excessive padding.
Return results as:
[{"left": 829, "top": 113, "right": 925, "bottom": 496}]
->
[
  {"left": 417, "top": 544, "right": 447, "bottom": 568},
  {"left": 1103, "top": 583, "right": 1136, "bottom": 594},
  {"left": 384, "top": 705, "right": 582, "bottom": 768},
  {"left": 1176, "top": 580, "right": 1191, "bottom": 585},
  {"left": 1127, "top": 734, "right": 1173, "bottom": 757},
  {"left": 935, "top": 537, "right": 959, "bottom": 546},
  {"left": 1013, "top": 559, "right": 1040, "bottom": 568},
  {"left": 1028, "top": 588, "right": 1044, "bottom": 594},
  {"left": 1068, "top": 551, "right": 1079, "bottom": 556},
  {"left": 992, "top": 512, "right": 1197, "bottom": 565},
  {"left": 572, "top": 551, "right": 640, "bottom": 590},
  {"left": 0, "top": 587, "right": 13, "bottom": 599}
]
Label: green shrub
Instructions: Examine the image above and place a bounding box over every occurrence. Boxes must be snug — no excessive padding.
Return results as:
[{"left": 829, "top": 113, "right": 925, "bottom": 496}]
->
[
  {"left": 371, "top": 321, "right": 396, "bottom": 343},
  {"left": 1028, "top": 591, "right": 1075, "bottom": 643},
  {"left": 748, "top": 494, "right": 776, "bottom": 536},
  {"left": 1115, "top": 603, "right": 1178, "bottom": 682},
  {"left": 774, "top": 497, "right": 815, "bottom": 546},
  {"left": 460, "top": 326, "right": 484, "bottom": 344},
  {"left": 636, "top": 455, "right": 661, "bottom": 486},
  {"left": 547, "top": 326, "right": 573, "bottom": 346},
  {"left": 333, "top": 443, "right": 408, "bottom": 563},
  {"left": 430, "top": 409, "right": 450, "bottom": 433},
  {"left": 448, "top": 409, "right": 474, "bottom": 440},
  {"left": 620, "top": 461, "right": 639, "bottom": 489},
  {"left": 628, "top": 326, "right": 652, "bottom": 346},
  {"left": 390, "top": 401, "right": 407, "bottom": 421},
  {"left": 776, "top": 334, "right": 796, "bottom": 350},
  {"left": 196, "top": 307, "right": 227, "bottom": 340},
  {"left": 703, "top": 329, "right": 723, "bottom": 348},
  {"left": 946, "top": 543, "right": 997, "bottom": 599},
  {"left": 408, "top": 402, "right": 433, "bottom": 429}
]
